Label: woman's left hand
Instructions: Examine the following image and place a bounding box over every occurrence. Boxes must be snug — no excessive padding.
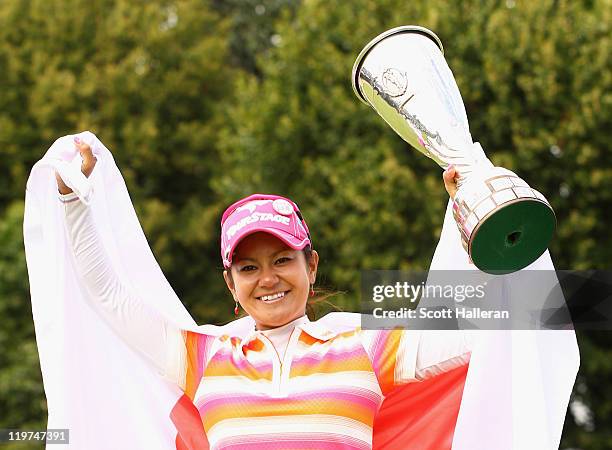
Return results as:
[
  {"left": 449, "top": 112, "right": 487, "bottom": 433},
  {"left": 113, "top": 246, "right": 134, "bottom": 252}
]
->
[
  {"left": 55, "top": 136, "right": 97, "bottom": 194},
  {"left": 443, "top": 166, "right": 458, "bottom": 200}
]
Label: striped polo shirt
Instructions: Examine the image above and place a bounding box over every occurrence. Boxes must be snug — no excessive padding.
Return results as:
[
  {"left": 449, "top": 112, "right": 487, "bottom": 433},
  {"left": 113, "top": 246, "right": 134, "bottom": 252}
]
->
[{"left": 181, "top": 315, "right": 423, "bottom": 450}]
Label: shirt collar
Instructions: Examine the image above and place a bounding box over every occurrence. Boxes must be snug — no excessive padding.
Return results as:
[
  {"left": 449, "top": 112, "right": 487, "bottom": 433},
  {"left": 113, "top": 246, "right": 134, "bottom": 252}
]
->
[
  {"left": 241, "top": 315, "right": 340, "bottom": 347},
  {"left": 260, "top": 315, "right": 309, "bottom": 336},
  {"left": 299, "top": 319, "right": 340, "bottom": 341}
]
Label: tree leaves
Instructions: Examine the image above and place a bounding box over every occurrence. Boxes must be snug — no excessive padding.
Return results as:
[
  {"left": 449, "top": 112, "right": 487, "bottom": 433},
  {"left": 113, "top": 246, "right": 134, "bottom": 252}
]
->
[{"left": 1, "top": 0, "right": 609, "bottom": 446}]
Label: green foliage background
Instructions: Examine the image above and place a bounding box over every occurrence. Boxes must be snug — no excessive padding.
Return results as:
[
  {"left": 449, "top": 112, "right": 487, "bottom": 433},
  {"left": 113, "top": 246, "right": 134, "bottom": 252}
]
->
[{"left": 0, "top": 0, "right": 610, "bottom": 448}]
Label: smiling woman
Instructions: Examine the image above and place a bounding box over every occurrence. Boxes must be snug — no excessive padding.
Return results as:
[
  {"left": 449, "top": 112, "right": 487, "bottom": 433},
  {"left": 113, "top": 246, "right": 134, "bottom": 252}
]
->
[
  {"left": 48, "top": 134, "right": 474, "bottom": 449},
  {"left": 26, "top": 132, "right": 578, "bottom": 450},
  {"left": 220, "top": 194, "right": 319, "bottom": 331}
]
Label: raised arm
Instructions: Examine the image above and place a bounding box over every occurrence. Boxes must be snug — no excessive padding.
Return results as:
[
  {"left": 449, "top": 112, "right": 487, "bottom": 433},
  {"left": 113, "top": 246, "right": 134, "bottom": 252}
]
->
[{"left": 56, "top": 137, "right": 187, "bottom": 389}]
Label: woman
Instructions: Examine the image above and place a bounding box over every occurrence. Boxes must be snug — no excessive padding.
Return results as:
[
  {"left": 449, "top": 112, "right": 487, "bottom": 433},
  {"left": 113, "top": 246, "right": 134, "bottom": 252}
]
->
[
  {"left": 51, "top": 135, "right": 472, "bottom": 450},
  {"left": 26, "top": 132, "right": 577, "bottom": 449}
]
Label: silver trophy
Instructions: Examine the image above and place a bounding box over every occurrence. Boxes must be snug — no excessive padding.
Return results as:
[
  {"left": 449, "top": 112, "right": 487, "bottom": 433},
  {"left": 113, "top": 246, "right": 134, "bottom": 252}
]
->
[{"left": 352, "top": 26, "right": 555, "bottom": 274}]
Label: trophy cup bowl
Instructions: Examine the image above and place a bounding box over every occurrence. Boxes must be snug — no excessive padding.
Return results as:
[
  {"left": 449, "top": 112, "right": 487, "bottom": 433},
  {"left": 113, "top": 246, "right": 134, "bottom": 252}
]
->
[{"left": 352, "top": 26, "right": 555, "bottom": 274}]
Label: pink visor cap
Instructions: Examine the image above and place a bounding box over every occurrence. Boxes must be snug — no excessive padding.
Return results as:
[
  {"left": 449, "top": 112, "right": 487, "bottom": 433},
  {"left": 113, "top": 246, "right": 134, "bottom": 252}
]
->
[{"left": 220, "top": 194, "right": 312, "bottom": 268}]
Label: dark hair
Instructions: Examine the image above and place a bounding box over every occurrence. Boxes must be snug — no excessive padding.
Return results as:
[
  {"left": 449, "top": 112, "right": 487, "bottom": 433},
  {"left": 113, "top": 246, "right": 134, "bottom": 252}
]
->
[
  {"left": 226, "top": 245, "right": 343, "bottom": 320},
  {"left": 301, "top": 246, "right": 344, "bottom": 320}
]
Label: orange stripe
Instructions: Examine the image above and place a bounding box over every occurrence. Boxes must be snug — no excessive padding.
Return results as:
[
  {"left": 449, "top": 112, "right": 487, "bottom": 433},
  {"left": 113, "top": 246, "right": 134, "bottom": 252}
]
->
[
  {"left": 377, "top": 330, "right": 402, "bottom": 392},
  {"left": 205, "top": 358, "right": 273, "bottom": 381},
  {"left": 184, "top": 331, "right": 203, "bottom": 400},
  {"left": 204, "top": 367, "right": 273, "bottom": 381},
  {"left": 290, "top": 354, "right": 372, "bottom": 376},
  {"left": 203, "top": 398, "right": 374, "bottom": 430},
  {"left": 297, "top": 332, "right": 320, "bottom": 346}
]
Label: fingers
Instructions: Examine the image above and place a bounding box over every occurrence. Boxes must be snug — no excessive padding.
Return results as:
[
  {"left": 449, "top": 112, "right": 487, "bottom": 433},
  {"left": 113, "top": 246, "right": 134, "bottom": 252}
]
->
[
  {"left": 443, "top": 165, "right": 456, "bottom": 182},
  {"left": 73, "top": 135, "right": 97, "bottom": 177},
  {"left": 73, "top": 136, "right": 93, "bottom": 158},
  {"left": 443, "top": 165, "right": 458, "bottom": 200}
]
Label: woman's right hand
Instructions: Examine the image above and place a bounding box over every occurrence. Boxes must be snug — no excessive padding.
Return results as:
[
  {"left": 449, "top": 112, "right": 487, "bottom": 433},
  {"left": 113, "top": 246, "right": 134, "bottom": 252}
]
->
[
  {"left": 443, "top": 165, "right": 458, "bottom": 200},
  {"left": 55, "top": 136, "right": 98, "bottom": 194}
]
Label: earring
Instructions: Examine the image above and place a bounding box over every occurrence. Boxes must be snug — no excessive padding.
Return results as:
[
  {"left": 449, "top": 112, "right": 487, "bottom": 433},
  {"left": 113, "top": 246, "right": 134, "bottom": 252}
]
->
[
  {"left": 234, "top": 300, "right": 240, "bottom": 316},
  {"left": 310, "top": 284, "right": 315, "bottom": 297}
]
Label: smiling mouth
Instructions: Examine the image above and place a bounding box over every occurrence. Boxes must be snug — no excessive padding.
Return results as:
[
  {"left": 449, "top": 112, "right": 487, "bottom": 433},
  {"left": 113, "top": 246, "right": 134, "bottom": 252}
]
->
[{"left": 257, "top": 291, "right": 289, "bottom": 303}]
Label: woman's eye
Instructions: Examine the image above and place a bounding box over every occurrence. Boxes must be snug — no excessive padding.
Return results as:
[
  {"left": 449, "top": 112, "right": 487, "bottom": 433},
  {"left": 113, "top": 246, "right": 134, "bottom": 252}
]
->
[
  {"left": 239, "top": 265, "right": 257, "bottom": 272},
  {"left": 275, "top": 257, "right": 291, "bottom": 264}
]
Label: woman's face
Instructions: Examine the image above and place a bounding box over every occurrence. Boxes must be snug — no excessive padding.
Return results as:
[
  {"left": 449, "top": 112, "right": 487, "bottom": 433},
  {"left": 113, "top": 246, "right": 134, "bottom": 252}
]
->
[{"left": 223, "top": 232, "right": 319, "bottom": 330}]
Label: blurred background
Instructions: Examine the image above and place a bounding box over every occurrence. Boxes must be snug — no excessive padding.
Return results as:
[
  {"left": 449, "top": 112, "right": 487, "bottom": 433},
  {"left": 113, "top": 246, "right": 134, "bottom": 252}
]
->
[{"left": 0, "top": 0, "right": 610, "bottom": 448}]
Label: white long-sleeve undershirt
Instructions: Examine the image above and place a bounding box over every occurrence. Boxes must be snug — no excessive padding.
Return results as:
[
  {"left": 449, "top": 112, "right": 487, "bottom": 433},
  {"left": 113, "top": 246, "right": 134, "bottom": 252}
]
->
[{"left": 61, "top": 191, "right": 187, "bottom": 387}]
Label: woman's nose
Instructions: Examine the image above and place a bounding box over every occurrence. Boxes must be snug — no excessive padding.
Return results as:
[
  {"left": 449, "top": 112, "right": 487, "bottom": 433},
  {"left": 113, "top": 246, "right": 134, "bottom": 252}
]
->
[{"left": 258, "top": 267, "right": 280, "bottom": 287}]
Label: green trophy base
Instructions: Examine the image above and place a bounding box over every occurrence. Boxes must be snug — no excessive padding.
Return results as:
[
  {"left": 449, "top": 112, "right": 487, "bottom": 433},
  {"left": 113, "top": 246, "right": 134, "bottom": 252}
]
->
[{"left": 470, "top": 200, "right": 556, "bottom": 274}]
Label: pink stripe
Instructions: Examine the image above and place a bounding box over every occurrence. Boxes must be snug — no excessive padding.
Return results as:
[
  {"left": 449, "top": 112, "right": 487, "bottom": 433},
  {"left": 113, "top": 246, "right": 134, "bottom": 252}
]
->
[
  {"left": 197, "top": 388, "right": 379, "bottom": 414},
  {"left": 291, "top": 349, "right": 367, "bottom": 370},
  {"left": 197, "top": 334, "right": 211, "bottom": 377},
  {"left": 370, "top": 330, "right": 392, "bottom": 366},
  {"left": 296, "top": 343, "right": 364, "bottom": 359}
]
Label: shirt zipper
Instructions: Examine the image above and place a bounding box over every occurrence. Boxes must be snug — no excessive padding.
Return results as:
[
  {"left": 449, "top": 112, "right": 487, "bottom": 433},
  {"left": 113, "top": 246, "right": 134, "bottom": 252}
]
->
[{"left": 259, "top": 328, "right": 298, "bottom": 397}]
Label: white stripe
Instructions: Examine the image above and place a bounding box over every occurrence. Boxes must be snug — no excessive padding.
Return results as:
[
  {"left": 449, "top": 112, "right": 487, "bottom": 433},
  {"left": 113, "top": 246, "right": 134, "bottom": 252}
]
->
[
  {"left": 287, "top": 371, "right": 381, "bottom": 396},
  {"left": 218, "top": 431, "right": 371, "bottom": 450},
  {"left": 208, "top": 414, "right": 372, "bottom": 446},
  {"left": 396, "top": 329, "right": 420, "bottom": 383},
  {"left": 414, "top": 330, "right": 471, "bottom": 380},
  {"left": 194, "top": 376, "right": 273, "bottom": 401}
]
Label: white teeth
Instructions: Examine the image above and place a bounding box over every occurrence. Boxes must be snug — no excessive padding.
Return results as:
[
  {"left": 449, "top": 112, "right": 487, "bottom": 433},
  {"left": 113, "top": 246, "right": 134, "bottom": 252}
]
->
[{"left": 260, "top": 292, "right": 286, "bottom": 302}]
